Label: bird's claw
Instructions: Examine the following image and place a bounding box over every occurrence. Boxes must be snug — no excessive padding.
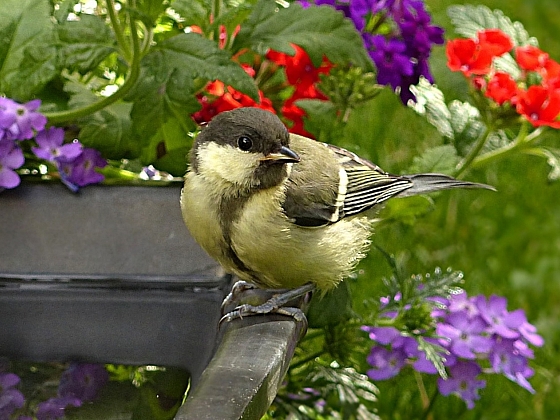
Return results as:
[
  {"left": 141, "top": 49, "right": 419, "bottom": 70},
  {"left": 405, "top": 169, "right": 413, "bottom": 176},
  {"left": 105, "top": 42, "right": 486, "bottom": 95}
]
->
[
  {"left": 219, "top": 282, "right": 315, "bottom": 328},
  {"left": 219, "top": 303, "right": 307, "bottom": 327}
]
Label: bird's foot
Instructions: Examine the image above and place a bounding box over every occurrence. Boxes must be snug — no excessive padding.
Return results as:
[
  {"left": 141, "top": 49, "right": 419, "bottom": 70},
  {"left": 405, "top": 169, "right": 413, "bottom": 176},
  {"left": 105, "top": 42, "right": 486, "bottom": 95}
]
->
[
  {"left": 219, "top": 282, "right": 315, "bottom": 327},
  {"left": 220, "top": 280, "right": 258, "bottom": 313}
]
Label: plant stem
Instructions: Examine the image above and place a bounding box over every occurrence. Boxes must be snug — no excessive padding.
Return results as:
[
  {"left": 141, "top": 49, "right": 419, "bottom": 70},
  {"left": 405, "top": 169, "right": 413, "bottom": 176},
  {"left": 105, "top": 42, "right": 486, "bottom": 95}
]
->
[
  {"left": 453, "top": 125, "right": 492, "bottom": 178},
  {"left": 289, "top": 350, "right": 325, "bottom": 371},
  {"left": 470, "top": 123, "right": 542, "bottom": 170},
  {"left": 106, "top": 0, "right": 131, "bottom": 61},
  {"left": 414, "top": 370, "right": 430, "bottom": 410},
  {"left": 419, "top": 388, "right": 439, "bottom": 420},
  {"left": 212, "top": 0, "right": 223, "bottom": 41},
  {"left": 43, "top": 6, "right": 142, "bottom": 125}
]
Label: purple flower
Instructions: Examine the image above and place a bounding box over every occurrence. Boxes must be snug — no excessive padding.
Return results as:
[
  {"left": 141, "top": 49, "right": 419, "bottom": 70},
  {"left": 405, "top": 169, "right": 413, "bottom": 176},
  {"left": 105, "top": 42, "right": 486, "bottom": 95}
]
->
[
  {"left": 0, "top": 98, "right": 47, "bottom": 140},
  {"left": 366, "top": 346, "right": 407, "bottom": 380},
  {"left": 366, "top": 35, "right": 413, "bottom": 91},
  {"left": 475, "top": 295, "right": 524, "bottom": 339},
  {"left": 447, "top": 291, "right": 479, "bottom": 317},
  {"left": 32, "top": 127, "right": 83, "bottom": 162},
  {"left": 0, "top": 140, "right": 25, "bottom": 189},
  {"left": 437, "top": 361, "right": 486, "bottom": 409},
  {"left": 397, "top": 0, "right": 444, "bottom": 56},
  {"left": 36, "top": 396, "right": 82, "bottom": 420},
  {"left": 489, "top": 339, "right": 536, "bottom": 393},
  {"left": 0, "top": 373, "right": 25, "bottom": 418},
  {"left": 58, "top": 363, "right": 109, "bottom": 402},
  {"left": 437, "top": 312, "right": 492, "bottom": 359},
  {"left": 58, "top": 148, "right": 107, "bottom": 191},
  {"left": 511, "top": 311, "right": 545, "bottom": 347}
]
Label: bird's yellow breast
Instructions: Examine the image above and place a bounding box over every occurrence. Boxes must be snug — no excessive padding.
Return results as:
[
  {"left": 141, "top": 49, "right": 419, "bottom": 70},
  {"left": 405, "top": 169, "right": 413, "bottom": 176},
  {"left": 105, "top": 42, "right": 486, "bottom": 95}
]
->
[{"left": 229, "top": 186, "right": 373, "bottom": 291}]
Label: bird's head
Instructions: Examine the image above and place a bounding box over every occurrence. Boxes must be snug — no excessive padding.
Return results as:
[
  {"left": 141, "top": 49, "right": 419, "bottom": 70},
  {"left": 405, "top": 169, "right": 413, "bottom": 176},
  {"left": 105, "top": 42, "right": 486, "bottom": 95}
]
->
[{"left": 190, "top": 108, "right": 300, "bottom": 194}]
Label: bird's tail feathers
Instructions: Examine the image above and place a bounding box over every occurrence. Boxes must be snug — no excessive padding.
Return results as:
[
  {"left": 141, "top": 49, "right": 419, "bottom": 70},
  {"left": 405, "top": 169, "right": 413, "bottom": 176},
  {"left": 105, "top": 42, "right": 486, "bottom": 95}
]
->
[{"left": 398, "top": 173, "right": 495, "bottom": 197}]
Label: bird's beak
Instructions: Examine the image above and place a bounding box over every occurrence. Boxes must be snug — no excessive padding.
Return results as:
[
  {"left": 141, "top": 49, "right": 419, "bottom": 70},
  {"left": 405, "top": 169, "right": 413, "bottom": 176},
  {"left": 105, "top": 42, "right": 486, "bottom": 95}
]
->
[{"left": 260, "top": 146, "right": 300, "bottom": 163}]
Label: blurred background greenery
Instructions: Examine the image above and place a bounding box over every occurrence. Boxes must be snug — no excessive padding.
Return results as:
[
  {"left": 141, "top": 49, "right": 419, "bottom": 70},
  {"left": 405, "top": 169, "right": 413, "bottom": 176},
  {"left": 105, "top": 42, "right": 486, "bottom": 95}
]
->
[{"left": 343, "top": 1, "right": 560, "bottom": 418}]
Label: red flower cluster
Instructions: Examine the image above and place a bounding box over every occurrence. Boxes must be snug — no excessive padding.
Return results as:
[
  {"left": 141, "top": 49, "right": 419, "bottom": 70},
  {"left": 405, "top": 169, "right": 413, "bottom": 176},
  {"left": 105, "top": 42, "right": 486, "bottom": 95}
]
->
[
  {"left": 446, "top": 29, "right": 560, "bottom": 129},
  {"left": 266, "top": 44, "right": 332, "bottom": 136},
  {"left": 193, "top": 44, "right": 332, "bottom": 136},
  {"left": 192, "top": 64, "right": 275, "bottom": 124}
]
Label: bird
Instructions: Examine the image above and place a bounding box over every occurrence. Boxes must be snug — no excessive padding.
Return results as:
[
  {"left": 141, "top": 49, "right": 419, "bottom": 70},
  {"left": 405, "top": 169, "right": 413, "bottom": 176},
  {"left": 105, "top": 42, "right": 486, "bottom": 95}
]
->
[{"left": 180, "top": 107, "right": 493, "bottom": 319}]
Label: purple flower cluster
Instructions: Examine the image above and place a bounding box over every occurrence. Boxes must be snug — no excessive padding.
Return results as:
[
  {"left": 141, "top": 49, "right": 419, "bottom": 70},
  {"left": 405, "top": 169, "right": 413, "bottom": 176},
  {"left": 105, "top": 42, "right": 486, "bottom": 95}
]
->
[
  {"left": 0, "top": 363, "right": 109, "bottom": 420},
  {"left": 362, "top": 291, "right": 544, "bottom": 409},
  {"left": 36, "top": 363, "right": 109, "bottom": 420},
  {"left": 0, "top": 98, "right": 106, "bottom": 191},
  {"left": 300, "top": 0, "right": 444, "bottom": 103},
  {"left": 0, "top": 373, "right": 25, "bottom": 418}
]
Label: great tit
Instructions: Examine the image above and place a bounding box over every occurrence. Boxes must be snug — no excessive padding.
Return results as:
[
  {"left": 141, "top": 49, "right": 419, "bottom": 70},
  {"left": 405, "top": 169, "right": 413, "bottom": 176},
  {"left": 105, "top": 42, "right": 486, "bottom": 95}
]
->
[{"left": 181, "top": 107, "right": 492, "bottom": 296}]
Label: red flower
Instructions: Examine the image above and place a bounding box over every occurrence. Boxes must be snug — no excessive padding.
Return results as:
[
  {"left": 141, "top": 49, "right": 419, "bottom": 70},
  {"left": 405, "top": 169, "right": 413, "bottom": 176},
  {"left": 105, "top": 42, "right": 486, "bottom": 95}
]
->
[
  {"left": 447, "top": 29, "right": 513, "bottom": 76},
  {"left": 478, "top": 29, "right": 514, "bottom": 56},
  {"left": 447, "top": 38, "right": 494, "bottom": 76},
  {"left": 516, "top": 85, "right": 560, "bottom": 128},
  {"left": 485, "top": 71, "right": 518, "bottom": 105},
  {"left": 281, "top": 102, "right": 313, "bottom": 137},
  {"left": 543, "top": 59, "right": 560, "bottom": 89},
  {"left": 267, "top": 44, "right": 332, "bottom": 137},
  {"left": 267, "top": 44, "right": 332, "bottom": 90},
  {"left": 193, "top": 80, "right": 275, "bottom": 124},
  {"left": 516, "top": 46, "right": 549, "bottom": 71}
]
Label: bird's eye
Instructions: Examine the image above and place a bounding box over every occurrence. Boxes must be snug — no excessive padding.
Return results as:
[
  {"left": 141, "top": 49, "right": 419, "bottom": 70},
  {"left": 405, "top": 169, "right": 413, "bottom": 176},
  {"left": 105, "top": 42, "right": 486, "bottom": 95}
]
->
[{"left": 237, "top": 136, "right": 253, "bottom": 151}]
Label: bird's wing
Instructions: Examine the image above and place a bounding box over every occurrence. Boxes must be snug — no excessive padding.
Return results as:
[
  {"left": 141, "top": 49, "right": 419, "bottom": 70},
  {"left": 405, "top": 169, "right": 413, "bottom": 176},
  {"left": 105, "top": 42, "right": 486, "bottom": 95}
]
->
[
  {"left": 282, "top": 137, "right": 346, "bottom": 227},
  {"left": 325, "top": 144, "right": 413, "bottom": 217},
  {"left": 282, "top": 137, "right": 413, "bottom": 227}
]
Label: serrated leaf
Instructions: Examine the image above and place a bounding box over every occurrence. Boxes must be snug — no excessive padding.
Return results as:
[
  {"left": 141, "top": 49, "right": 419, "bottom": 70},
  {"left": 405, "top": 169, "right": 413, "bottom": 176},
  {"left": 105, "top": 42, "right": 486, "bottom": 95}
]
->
[
  {"left": 409, "top": 79, "right": 453, "bottom": 140},
  {"left": 79, "top": 102, "right": 139, "bottom": 159},
  {"left": 170, "top": 0, "right": 211, "bottom": 29},
  {"left": 135, "top": 0, "right": 169, "bottom": 27},
  {"left": 447, "top": 100, "right": 484, "bottom": 154},
  {"left": 10, "top": 39, "right": 58, "bottom": 100},
  {"left": 144, "top": 32, "right": 259, "bottom": 99},
  {"left": 0, "top": 0, "right": 54, "bottom": 100},
  {"left": 232, "top": 0, "right": 373, "bottom": 70},
  {"left": 531, "top": 147, "right": 560, "bottom": 181},
  {"left": 447, "top": 5, "right": 536, "bottom": 47},
  {"left": 410, "top": 144, "right": 460, "bottom": 175},
  {"left": 53, "top": 0, "right": 80, "bottom": 24},
  {"left": 140, "top": 118, "right": 193, "bottom": 176},
  {"left": 57, "top": 14, "right": 117, "bottom": 74},
  {"left": 294, "top": 99, "right": 341, "bottom": 143},
  {"left": 128, "top": 62, "right": 200, "bottom": 141}
]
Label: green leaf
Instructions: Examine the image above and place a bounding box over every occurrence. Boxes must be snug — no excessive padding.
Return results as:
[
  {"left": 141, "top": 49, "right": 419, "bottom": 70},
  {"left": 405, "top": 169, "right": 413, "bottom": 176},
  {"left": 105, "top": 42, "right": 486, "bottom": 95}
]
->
[
  {"left": 170, "top": 0, "right": 211, "bottom": 30},
  {"left": 128, "top": 61, "right": 200, "bottom": 143},
  {"left": 143, "top": 32, "right": 259, "bottom": 99},
  {"left": 140, "top": 118, "right": 193, "bottom": 176},
  {"left": 409, "top": 79, "right": 453, "bottom": 140},
  {"left": 232, "top": 1, "right": 373, "bottom": 70},
  {"left": 294, "top": 99, "right": 342, "bottom": 143},
  {"left": 0, "top": 0, "right": 54, "bottom": 100},
  {"left": 79, "top": 102, "right": 139, "bottom": 159},
  {"left": 447, "top": 100, "right": 485, "bottom": 154},
  {"left": 447, "top": 5, "right": 536, "bottom": 47},
  {"left": 57, "top": 14, "right": 117, "bottom": 74},
  {"left": 409, "top": 144, "right": 460, "bottom": 175},
  {"left": 135, "top": 0, "right": 170, "bottom": 27},
  {"left": 529, "top": 147, "right": 560, "bottom": 182},
  {"left": 11, "top": 40, "right": 58, "bottom": 100},
  {"left": 53, "top": 0, "right": 80, "bottom": 24}
]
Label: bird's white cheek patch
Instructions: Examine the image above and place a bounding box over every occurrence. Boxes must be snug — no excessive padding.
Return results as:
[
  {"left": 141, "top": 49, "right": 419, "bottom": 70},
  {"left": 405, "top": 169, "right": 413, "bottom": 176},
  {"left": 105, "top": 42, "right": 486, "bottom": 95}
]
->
[{"left": 197, "top": 142, "right": 261, "bottom": 189}]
